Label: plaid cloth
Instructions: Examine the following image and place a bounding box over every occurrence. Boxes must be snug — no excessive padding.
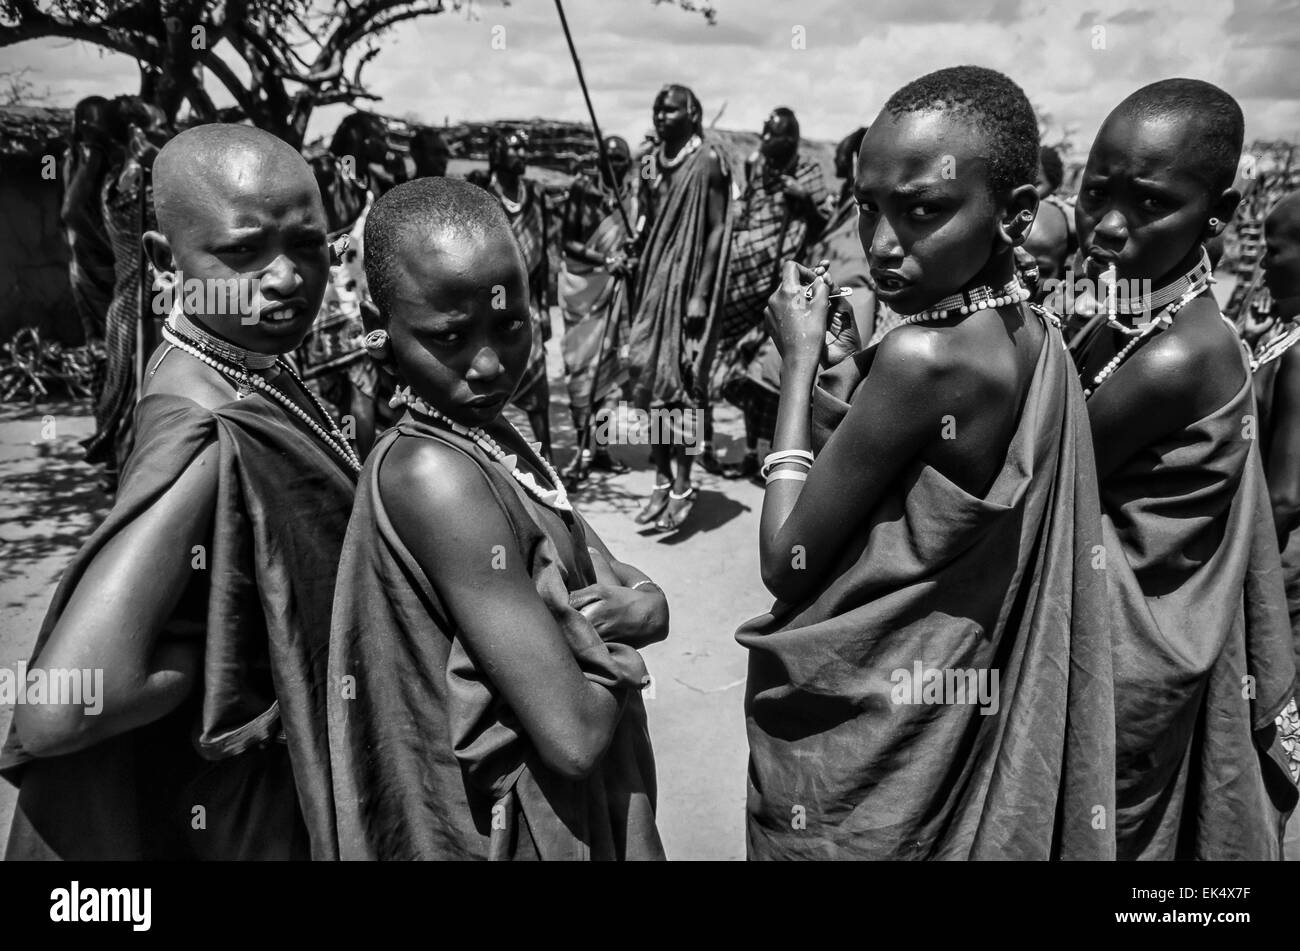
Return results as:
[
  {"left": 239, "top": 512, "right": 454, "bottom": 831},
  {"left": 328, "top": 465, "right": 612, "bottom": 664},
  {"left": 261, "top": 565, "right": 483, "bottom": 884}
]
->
[{"left": 719, "top": 154, "right": 829, "bottom": 350}]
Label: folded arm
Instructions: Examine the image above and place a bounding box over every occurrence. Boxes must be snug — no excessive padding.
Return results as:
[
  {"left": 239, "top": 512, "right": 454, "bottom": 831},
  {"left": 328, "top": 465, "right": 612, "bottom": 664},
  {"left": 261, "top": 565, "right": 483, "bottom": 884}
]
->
[{"left": 382, "top": 440, "right": 632, "bottom": 781}]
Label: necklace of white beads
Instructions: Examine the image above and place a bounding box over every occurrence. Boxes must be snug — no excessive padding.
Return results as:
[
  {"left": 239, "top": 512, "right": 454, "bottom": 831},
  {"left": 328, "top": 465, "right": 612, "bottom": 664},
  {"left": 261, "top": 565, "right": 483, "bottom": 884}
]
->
[
  {"left": 390, "top": 385, "right": 572, "bottom": 512},
  {"left": 898, "top": 278, "right": 1030, "bottom": 325},
  {"left": 161, "top": 323, "right": 362, "bottom": 474},
  {"left": 1082, "top": 283, "right": 1209, "bottom": 399}
]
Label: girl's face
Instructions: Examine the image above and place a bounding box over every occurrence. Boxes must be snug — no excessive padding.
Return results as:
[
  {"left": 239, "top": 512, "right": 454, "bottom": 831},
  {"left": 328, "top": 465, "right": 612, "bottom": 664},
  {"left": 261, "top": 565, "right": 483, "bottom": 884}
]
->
[
  {"left": 385, "top": 230, "right": 533, "bottom": 427},
  {"left": 854, "top": 110, "right": 1032, "bottom": 315},
  {"left": 1075, "top": 112, "right": 1235, "bottom": 286}
]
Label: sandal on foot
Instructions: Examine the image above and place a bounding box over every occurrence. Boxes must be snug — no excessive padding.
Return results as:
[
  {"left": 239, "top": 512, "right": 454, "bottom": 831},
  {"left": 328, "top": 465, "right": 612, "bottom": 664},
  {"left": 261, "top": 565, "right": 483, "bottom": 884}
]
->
[
  {"left": 635, "top": 481, "right": 673, "bottom": 524},
  {"left": 654, "top": 486, "right": 698, "bottom": 532}
]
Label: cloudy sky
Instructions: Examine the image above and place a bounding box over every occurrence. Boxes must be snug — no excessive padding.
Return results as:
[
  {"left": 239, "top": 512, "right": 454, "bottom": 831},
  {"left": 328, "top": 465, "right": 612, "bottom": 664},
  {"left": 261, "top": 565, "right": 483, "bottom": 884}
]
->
[{"left": 6, "top": 0, "right": 1299, "bottom": 154}]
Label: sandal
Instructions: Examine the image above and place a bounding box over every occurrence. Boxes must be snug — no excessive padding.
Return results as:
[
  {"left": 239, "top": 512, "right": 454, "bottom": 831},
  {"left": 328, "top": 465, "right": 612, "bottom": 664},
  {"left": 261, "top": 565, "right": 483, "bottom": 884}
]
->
[
  {"left": 654, "top": 485, "right": 698, "bottom": 532},
  {"left": 635, "top": 481, "right": 673, "bottom": 524}
]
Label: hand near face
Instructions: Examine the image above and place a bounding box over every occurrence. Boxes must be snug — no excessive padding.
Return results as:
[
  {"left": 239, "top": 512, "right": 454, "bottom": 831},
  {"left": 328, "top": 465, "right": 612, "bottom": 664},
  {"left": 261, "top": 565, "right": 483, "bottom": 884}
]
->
[{"left": 766, "top": 260, "right": 832, "bottom": 373}]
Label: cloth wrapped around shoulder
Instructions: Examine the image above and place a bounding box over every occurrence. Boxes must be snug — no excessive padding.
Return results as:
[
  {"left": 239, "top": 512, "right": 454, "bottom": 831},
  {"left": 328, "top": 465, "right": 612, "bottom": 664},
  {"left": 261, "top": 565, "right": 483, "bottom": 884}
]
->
[
  {"left": 328, "top": 417, "right": 664, "bottom": 860},
  {"left": 2, "top": 393, "right": 355, "bottom": 860},
  {"left": 737, "top": 317, "right": 1117, "bottom": 860}
]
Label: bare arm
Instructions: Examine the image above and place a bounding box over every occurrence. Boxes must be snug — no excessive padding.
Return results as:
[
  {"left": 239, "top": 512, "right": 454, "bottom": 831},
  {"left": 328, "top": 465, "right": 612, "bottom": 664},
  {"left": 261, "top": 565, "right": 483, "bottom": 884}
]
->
[
  {"left": 758, "top": 265, "right": 939, "bottom": 602},
  {"left": 572, "top": 514, "right": 669, "bottom": 649},
  {"left": 382, "top": 440, "right": 632, "bottom": 780},
  {"left": 1267, "top": 345, "right": 1300, "bottom": 546},
  {"left": 14, "top": 445, "right": 216, "bottom": 757}
]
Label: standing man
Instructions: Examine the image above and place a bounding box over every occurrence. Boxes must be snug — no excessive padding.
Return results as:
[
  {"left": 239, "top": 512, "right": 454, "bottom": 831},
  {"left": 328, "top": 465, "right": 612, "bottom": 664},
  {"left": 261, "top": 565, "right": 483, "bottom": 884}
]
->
[
  {"left": 469, "top": 129, "right": 556, "bottom": 460},
  {"left": 715, "top": 108, "right": 829, "bottom": 480},
  {"left": 627, "top": 84, "right": 733, "bottom": 532},
  {"left": 558, "top": 136, "right": 637, "bottom": 487}
]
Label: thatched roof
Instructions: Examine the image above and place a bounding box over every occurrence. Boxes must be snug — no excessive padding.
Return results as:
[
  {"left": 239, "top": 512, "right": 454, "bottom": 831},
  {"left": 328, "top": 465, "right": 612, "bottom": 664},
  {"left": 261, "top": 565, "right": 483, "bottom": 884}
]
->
[{"left": 0, "top": 105, "right": 71, "bottom": 159}]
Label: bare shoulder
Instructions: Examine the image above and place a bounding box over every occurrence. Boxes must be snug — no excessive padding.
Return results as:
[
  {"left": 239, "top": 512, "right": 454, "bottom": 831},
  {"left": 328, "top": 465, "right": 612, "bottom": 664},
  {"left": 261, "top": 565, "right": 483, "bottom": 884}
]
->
[
  {"left": 379, "top": 434, "right": 511, "bottom": 542},
  {"left": 1139, "top": 296, "right": 1245, "bottom": 399},
  {"left": 142, "top": 344, "right": 237, "bottom": 411},
  {"left": 875, "top": 322, "right": 973, "bottom": 383}
]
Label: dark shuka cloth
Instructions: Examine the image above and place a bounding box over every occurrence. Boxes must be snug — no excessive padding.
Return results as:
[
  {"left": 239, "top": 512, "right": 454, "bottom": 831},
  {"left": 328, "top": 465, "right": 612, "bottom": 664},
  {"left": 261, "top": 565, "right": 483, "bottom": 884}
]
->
[
  {"left": 1, "top": 392, "right": 355, "bottom": 860},
  {"left": 737, "top": 317, "right": 1117, "bottom": 859},
  {"left": 628, "top": 137, "right": 734, "bottom": 409},
  {"left": 1106, "top": 353, "right": 1298, "bottom": 859},
  {"left": 328, "top": 417, "right": 664, "bottom": 860},
  {"left": 1254, "top": 358, "right": 1300, "bottom": 695}
]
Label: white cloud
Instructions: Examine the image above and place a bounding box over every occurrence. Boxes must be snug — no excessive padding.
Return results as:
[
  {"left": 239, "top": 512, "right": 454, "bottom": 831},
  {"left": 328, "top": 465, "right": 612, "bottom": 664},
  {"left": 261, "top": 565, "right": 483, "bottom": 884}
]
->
[{"left": 4, "top": 0, "right": 1296, "bottom": 154}]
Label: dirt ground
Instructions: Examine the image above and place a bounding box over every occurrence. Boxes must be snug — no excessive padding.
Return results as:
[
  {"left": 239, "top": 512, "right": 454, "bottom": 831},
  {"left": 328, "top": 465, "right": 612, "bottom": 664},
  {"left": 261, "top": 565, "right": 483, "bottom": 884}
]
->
[{"left": 0, "top": 329, "right": 767, "bottom": 860}]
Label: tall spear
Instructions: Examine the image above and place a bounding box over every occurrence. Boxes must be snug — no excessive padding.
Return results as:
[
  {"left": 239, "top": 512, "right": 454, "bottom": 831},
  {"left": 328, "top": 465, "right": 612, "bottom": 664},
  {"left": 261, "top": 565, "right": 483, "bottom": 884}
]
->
[
  {"left": 553, "top": 0, "right": 634, "bottom": 238},
  {"left": 552, "top": 0, "right": 637, "bottom": 485}
]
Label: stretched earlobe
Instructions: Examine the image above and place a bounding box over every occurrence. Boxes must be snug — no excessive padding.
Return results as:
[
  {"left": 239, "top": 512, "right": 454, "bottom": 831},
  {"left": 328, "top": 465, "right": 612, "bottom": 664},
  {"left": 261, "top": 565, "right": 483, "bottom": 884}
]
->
[{"left": 363, "top": 328, "right": 392, "bottom": 362}]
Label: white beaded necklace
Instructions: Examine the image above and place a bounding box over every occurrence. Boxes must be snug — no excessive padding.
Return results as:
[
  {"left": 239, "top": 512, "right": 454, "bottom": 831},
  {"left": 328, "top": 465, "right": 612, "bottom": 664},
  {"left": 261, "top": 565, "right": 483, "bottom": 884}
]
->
[
  {"left": 1253, "top": 320, "right": 1300, "bottom": 371},
  {"left": 490, "top": 172, "right": 524, "bottom": 215},
  {"left": 390, "top": 385, "right": 573, "bottom": 512},
  {"left": 657, "top": 134, "right": 702, "bottom": 170},
  {"left": 1083, "top": 283, "right": 1209, "bottom": 399},
  {"left": 1102, "top": 248, "right": 1215, "bottom": 334},
  {"left": 899, "top": 279, "right": 1030, "bottom": 325},
  {"left": 160, "top": 323, "right": 362, "bottom": 474}
]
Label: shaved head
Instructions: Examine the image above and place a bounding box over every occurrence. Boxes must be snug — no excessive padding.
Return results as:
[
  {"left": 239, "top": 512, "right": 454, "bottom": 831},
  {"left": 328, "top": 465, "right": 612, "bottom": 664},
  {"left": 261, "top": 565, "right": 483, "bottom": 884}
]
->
[
  {"left": 153, "top": 124, "right": 321, "bottom": 238},
  {"left": 1268, "top": 191, "right": 1300, "bottom": 234},
  {"left": 1111, "top": 79, "right": 1243, "bottom": 193},
  {"left": 365, "top": 176, "right": 520, "bottom": 321}
]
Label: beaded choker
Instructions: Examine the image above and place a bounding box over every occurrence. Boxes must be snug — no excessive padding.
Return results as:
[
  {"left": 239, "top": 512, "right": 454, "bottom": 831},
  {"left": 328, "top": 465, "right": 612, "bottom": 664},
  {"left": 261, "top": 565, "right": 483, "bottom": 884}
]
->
[
  {"left": 658, "top": 134, "right": 701, "bottom": 170},
  {"left": 1103, "top": 247, "right": 1215, "bottom": 332},
  {"left": 390, "top": 385, "right": 572, "bottom": 512},
  {"left": 167, "top": 303, "right": 278, "bottom": 371},
  {"left": 899, "top": 278, "right": 1030, "bottom": 325}
]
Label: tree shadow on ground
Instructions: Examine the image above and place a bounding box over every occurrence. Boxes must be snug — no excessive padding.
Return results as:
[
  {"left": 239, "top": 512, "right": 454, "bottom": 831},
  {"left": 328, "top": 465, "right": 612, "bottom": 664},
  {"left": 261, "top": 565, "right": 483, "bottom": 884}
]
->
[{"left": 0, "top": 399, "right": 108, "bottom": 604}]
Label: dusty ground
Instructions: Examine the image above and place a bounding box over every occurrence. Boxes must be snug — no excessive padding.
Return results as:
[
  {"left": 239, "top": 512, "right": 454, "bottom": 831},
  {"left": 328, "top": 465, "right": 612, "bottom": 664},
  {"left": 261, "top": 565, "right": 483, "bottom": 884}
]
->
[{"left": 0, "top": 331, "right": 766, "bottom": 860}]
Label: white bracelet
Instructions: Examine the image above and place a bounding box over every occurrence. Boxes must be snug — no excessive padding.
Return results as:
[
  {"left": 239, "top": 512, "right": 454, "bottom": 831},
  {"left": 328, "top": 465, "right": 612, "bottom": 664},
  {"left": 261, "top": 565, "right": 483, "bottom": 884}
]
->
[
  {"left": 765, "top": 469, "right": 808, "bottom": 484},
  {"left": 760, "top": 450, "right": 814, "bottom": 480},
  {"left": 764, "top": 449, "right": 814, "bottom": 467},
  {"left": 631, "top": 579, "right": 659, "bottom": 591}
]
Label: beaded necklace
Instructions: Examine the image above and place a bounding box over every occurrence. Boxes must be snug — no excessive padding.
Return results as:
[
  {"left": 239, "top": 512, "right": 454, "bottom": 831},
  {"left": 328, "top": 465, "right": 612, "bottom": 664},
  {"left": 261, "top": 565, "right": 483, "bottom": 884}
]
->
[
  {"left": 1252, "top": 320, "right": 1300, "bottom": 372},
  {"left": 390, "top": 385, "right": 572, "bottom": 512},
  {"left": 899, "top": 279, "right": 1030, "bottom": 325},
  {"left": 1102, "top": 248, "right": 1215, "bottom": 333},
  {"left": 490, "top": 172, "right": 525, "bottom": 215},
  {"left": 657, "top": 134, "right": 701, "bottom": 170},
  {"left": 160, "top": 322, "right": 362, "bottom": 474},
  {"left": 1082, "top": 283, "right": 1209, "bottom": 399}
]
